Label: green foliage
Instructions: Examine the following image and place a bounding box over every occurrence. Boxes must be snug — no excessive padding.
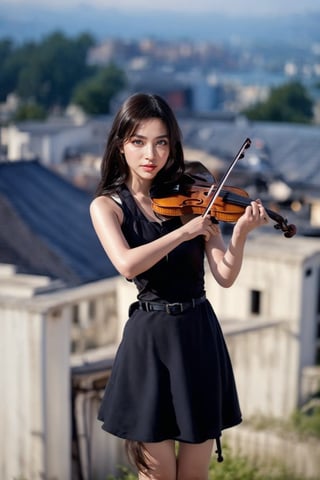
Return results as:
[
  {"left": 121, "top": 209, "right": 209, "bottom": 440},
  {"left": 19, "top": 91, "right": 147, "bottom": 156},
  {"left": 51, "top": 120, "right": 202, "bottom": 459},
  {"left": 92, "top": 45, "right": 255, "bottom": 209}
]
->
[
  {"left": 0, "top": 32, "right": 127, "bottom": 117},
  {"left": 72, "top": 63, "right": 127, "bottom": 114},
  {"left": 105, "top": 450, "right": 305, "bottom": 480},
  {"left": 0, "top": 37, "right": 15, "bottom": 91},
  {"left": 13, "top": 101, "right": 47, "bottom": 121},
  {"left": 243, "top": 81, "right": 314, "bottom": 124},
  {"left": 0, "top": 37, "right": 14, "bottom": 62},
  {"left": 209, "top": 450, "right": 261, "bottom": 479},
  {"left": 0, "top": 39, "right": 36, "bottom": 102},
  {"left": 291, "top": 403, "right": 320, "bottom": 438},
  {"left": 106, "top": 466, "right": 137, "bottom": 480},
  {"left": 245, "top": 402, "right": 320, "bottom": 440},
  {"left": 208, "top": 445, "right": 304, "bottom": 480},
  {"left": 0, "top": 31, "right": 97, "bottom": 109}
]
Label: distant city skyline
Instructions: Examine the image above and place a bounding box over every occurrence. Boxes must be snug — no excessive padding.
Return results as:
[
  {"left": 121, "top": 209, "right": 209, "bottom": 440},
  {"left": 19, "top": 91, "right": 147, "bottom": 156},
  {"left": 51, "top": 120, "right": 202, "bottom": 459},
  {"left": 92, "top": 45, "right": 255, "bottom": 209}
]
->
[{"left": 5, "top": 0, "right": 320, "bottom": 16}]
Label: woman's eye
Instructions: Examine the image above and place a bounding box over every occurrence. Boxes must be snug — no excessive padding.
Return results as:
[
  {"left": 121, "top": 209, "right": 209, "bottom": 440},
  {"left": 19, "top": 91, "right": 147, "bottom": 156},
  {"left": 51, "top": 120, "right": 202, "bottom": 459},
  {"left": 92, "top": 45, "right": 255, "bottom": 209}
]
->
[
  {"left": 132, "top": 139, "right": 143, "bottom": 145},
  {"left": 157, "top": 139, "right": 168, "bottom": 146}
]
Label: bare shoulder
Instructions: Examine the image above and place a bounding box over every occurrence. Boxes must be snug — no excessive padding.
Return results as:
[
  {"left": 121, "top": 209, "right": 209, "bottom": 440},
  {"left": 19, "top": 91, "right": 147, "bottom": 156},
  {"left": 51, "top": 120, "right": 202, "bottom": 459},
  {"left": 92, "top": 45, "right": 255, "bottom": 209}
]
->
[
  {"left": 90, "top": 195, "right": 123, "bottom": 224},
  {"left": 90, "top": 194, "right": 112, "bottom": 209}
]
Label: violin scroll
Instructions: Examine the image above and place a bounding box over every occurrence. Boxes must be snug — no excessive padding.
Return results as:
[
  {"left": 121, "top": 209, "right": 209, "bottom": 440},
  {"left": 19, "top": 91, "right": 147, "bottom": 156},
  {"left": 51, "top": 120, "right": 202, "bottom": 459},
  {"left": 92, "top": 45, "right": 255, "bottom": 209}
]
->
[
  {"left": 285, "top": 225, "right": 297, "bottom": 238},
  {"left": 264, "top": 205, "right": 296, "bottom": 238},
  {"left": 273, "top": 218, "right": 297, "bottom": 238}
]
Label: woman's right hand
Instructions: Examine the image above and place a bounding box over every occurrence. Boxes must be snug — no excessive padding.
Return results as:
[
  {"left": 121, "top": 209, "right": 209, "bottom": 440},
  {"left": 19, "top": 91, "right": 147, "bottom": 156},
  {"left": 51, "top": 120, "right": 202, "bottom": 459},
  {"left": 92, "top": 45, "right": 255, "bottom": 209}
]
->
[{"left": 180, "top": 215, "right": 221, "bottom": 242}]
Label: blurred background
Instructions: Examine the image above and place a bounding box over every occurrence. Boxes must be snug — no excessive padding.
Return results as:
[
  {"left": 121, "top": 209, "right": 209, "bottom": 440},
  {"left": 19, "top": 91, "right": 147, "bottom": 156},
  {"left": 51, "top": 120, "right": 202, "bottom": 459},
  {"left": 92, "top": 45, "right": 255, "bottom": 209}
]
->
[{"left": 1, "top": 1, "right": 320, "bottom": 479}]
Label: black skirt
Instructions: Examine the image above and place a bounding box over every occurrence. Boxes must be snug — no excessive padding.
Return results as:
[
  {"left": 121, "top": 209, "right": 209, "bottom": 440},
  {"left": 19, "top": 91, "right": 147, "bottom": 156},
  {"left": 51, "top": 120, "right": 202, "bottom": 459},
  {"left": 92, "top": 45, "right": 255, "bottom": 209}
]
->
[{"left": 98, "top": 299, "right": 242, "bottom": 444}]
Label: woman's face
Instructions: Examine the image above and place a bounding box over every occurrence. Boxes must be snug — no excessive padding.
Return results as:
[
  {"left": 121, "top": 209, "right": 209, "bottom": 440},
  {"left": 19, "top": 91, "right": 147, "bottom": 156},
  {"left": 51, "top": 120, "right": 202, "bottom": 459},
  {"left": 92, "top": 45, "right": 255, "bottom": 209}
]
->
[{"left": 122, "top": 118, "right": 170, "bottom": 182}]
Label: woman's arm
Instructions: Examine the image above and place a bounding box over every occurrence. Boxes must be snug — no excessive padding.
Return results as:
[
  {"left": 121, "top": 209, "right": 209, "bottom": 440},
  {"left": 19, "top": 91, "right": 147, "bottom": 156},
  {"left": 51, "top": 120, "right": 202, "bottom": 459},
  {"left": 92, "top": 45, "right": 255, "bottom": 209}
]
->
[
  {"left": 90, "top": 195, "right": 216, "bottom": 280},
  {"left": 205, "top": 200, "right": 268, "bottom": 287}
]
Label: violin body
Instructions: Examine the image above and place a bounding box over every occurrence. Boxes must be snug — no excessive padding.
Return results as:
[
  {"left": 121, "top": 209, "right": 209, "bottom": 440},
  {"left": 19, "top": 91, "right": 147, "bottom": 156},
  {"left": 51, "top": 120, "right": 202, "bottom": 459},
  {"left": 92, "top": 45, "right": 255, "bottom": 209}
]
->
[{"left": 152, "top": 184, "right": 250, "bottom": 223}]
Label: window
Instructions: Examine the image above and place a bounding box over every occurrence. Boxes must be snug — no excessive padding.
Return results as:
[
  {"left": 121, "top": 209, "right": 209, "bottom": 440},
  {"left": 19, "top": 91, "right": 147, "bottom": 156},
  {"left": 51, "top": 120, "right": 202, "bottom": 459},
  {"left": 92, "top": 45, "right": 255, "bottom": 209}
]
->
[
  {"left": 72, "top": 304, "right": 79, "bottom": 325},
  {"left": 88, "top": 300, "right": 96, "bottom": 320},
  {"left": 250, "top": 289, "right": 261, "bottom": 315}
]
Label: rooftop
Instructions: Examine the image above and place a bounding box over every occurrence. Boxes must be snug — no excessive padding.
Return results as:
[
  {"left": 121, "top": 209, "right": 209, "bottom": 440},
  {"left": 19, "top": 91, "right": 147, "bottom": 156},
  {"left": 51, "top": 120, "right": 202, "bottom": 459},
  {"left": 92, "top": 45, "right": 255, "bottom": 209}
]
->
[
  {"left": 0, "top": 160, "right": 117, "bottom": 286},
  {"left": 180, "top": 117, "right": 320, "bottom": 190}
]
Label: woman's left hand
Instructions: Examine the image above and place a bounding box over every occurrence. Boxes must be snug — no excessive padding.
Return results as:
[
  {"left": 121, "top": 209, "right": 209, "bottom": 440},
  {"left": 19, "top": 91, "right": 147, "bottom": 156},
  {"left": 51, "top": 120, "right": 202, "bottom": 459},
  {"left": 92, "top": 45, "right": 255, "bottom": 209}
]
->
[{"left": 234, "top": 199, "right": 269, "bottom": 235}]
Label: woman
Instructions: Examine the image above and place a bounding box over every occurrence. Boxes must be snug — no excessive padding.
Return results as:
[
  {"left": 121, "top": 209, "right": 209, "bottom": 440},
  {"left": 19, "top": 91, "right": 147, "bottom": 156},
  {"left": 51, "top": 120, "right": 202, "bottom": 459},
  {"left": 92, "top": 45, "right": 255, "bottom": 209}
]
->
[{"left": 90, "top": 92, "right": 268, "bottom": 479}]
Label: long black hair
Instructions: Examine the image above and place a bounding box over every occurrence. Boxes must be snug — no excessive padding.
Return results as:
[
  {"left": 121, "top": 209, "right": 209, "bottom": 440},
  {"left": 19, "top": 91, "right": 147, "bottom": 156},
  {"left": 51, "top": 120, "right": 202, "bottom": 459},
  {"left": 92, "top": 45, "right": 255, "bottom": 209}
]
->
[{"left": 95, "top": 92, "right": 185, "bottom": 197}]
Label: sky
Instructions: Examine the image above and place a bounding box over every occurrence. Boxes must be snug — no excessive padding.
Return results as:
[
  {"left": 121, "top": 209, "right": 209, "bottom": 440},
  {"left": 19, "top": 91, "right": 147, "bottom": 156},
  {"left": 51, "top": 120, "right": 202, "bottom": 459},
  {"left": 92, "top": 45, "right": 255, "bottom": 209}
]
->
[{"left": 5, "top": 0, "right": 320, "bottom": 16}]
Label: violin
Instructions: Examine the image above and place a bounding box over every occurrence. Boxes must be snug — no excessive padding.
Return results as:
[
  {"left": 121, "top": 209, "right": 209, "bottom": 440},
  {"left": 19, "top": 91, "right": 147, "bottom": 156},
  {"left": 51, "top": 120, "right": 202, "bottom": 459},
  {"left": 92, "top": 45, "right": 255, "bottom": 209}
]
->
[
  {"left": 150, "top": 138, "right": 297, "bottom": 238},
  {"left": 151, "top": 182, "right": 297, "bottom": 238}
]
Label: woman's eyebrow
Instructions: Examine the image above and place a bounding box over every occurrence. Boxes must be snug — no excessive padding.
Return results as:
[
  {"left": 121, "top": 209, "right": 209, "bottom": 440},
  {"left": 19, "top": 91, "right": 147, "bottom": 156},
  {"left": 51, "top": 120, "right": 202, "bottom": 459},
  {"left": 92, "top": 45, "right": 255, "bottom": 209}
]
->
[{"left": 132, "top": 133, "right": 169, "bottom": 139}]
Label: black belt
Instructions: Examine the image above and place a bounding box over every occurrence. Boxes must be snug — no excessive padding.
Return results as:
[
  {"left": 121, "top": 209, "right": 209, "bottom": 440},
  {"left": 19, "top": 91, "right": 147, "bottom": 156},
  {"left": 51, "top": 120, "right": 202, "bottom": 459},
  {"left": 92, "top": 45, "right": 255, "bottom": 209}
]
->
[{"left": 138, "top": 295, "right": 206, "bottom": 315}]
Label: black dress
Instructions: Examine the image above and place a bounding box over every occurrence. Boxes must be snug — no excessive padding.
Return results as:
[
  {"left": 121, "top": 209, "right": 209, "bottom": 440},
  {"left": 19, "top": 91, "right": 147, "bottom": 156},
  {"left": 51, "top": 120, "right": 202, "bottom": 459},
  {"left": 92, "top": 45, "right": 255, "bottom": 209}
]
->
[{"left": 98, "top": 185, "right": 242, "bottom": 456}]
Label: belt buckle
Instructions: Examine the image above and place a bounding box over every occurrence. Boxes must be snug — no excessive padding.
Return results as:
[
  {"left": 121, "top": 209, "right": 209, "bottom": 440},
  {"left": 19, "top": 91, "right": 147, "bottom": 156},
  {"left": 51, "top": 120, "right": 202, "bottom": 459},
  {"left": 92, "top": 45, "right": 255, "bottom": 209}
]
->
[
  {"left": 166, "top": 302, "right": 183, "bottom": 314},
  {"left": 142, "top": 302, "right": 151, "bottom": 312}
]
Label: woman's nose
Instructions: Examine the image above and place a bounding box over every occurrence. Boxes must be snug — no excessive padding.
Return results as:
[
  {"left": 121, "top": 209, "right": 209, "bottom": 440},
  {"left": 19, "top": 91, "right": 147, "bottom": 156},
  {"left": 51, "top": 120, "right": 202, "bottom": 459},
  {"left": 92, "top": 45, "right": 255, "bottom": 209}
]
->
[{"left": 144, "top": 143, "right": 155, "bottom": 159}]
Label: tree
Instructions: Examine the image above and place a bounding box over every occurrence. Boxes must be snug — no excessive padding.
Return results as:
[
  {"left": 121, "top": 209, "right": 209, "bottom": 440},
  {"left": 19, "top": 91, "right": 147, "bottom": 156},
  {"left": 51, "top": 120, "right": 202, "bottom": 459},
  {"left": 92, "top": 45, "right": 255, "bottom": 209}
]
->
[
  {"left": 16, "top": 31, "right": 97, "bottom": 109},
  {"left": 13, "top": 101, "right": 47, "bottom": 121},
  {"left": 72, "top": 63, "right": 127, "bottom": 115},
  {"left": 243, "top": 81, "right": 314, "bottom": 124},
  {"left": 0, "top": 39, "right": 36, "bottom": 102},
  {"left": 0, "top": 32, "right": 97, "bottom": 111}
]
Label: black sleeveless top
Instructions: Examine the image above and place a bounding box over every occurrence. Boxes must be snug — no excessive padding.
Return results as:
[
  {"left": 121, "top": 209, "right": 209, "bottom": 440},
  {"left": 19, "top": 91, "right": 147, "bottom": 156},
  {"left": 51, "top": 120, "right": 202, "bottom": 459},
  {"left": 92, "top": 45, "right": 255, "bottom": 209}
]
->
[{"left": 117, "top": 184, "right": 206, "bottom": 303}]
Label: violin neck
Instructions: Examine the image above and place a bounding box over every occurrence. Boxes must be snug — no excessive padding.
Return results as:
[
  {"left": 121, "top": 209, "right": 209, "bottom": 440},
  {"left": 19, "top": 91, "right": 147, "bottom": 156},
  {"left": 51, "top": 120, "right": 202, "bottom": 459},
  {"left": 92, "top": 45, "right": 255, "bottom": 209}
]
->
[{"left": 222, "top": 189, "right": 285, "bottom": 226}]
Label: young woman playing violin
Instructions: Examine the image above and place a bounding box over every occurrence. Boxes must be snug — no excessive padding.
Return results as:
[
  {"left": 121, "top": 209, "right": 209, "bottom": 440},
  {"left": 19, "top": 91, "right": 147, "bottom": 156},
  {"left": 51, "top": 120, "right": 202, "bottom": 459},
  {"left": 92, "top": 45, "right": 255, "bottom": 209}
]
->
[{"left": 90, "top": 92, "right": 269, "bottom": 480}]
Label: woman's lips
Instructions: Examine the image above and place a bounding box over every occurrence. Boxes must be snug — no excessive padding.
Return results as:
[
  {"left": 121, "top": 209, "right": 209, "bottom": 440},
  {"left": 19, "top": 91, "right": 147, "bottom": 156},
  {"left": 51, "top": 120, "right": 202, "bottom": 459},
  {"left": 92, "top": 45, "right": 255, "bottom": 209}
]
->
[{"left": 142, "top": 165, "right": 157, "bottom": 172}]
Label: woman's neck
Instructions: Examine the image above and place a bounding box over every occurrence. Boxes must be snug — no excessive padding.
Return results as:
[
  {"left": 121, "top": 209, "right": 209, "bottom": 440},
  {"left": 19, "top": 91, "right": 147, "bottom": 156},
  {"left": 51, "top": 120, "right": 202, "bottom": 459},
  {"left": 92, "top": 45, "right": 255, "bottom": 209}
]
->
[
  {"left": 126, "top": 179, "right": 162, "bottom": 222},
  {"left": 126, "top": 177, "right": 152, "bottom": 198}
]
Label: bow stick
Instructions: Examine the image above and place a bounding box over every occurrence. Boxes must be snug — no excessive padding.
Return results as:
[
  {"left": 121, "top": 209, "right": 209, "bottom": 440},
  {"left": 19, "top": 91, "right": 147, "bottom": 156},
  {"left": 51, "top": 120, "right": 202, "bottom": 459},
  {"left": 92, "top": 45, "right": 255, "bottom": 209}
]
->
[{"left": 202, "top": 138, "right": 252, "bottom": 217}]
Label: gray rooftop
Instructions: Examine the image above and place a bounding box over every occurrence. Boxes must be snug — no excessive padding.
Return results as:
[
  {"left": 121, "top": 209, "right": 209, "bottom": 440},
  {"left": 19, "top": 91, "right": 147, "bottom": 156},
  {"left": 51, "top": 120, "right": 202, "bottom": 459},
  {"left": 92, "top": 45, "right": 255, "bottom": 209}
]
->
[
  {"left": 179, "top": 117, "right": 320, "bottom": 189},
  {"left": 0, "top": 160, "right": 118, "bottom": 286}
]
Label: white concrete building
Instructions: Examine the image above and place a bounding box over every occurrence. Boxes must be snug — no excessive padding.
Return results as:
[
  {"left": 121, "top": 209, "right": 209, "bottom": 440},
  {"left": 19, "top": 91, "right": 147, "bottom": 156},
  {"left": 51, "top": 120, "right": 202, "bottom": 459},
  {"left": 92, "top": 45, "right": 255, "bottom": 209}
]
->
[
  {"left": 5, "top": 116, "right": 110, "bottom": 166},
  {"left": 0, "top": 265, "right": 130, "bottom": 480},
  {"left": 207, "top": 233, "right": 320, "bottom": 418}
]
